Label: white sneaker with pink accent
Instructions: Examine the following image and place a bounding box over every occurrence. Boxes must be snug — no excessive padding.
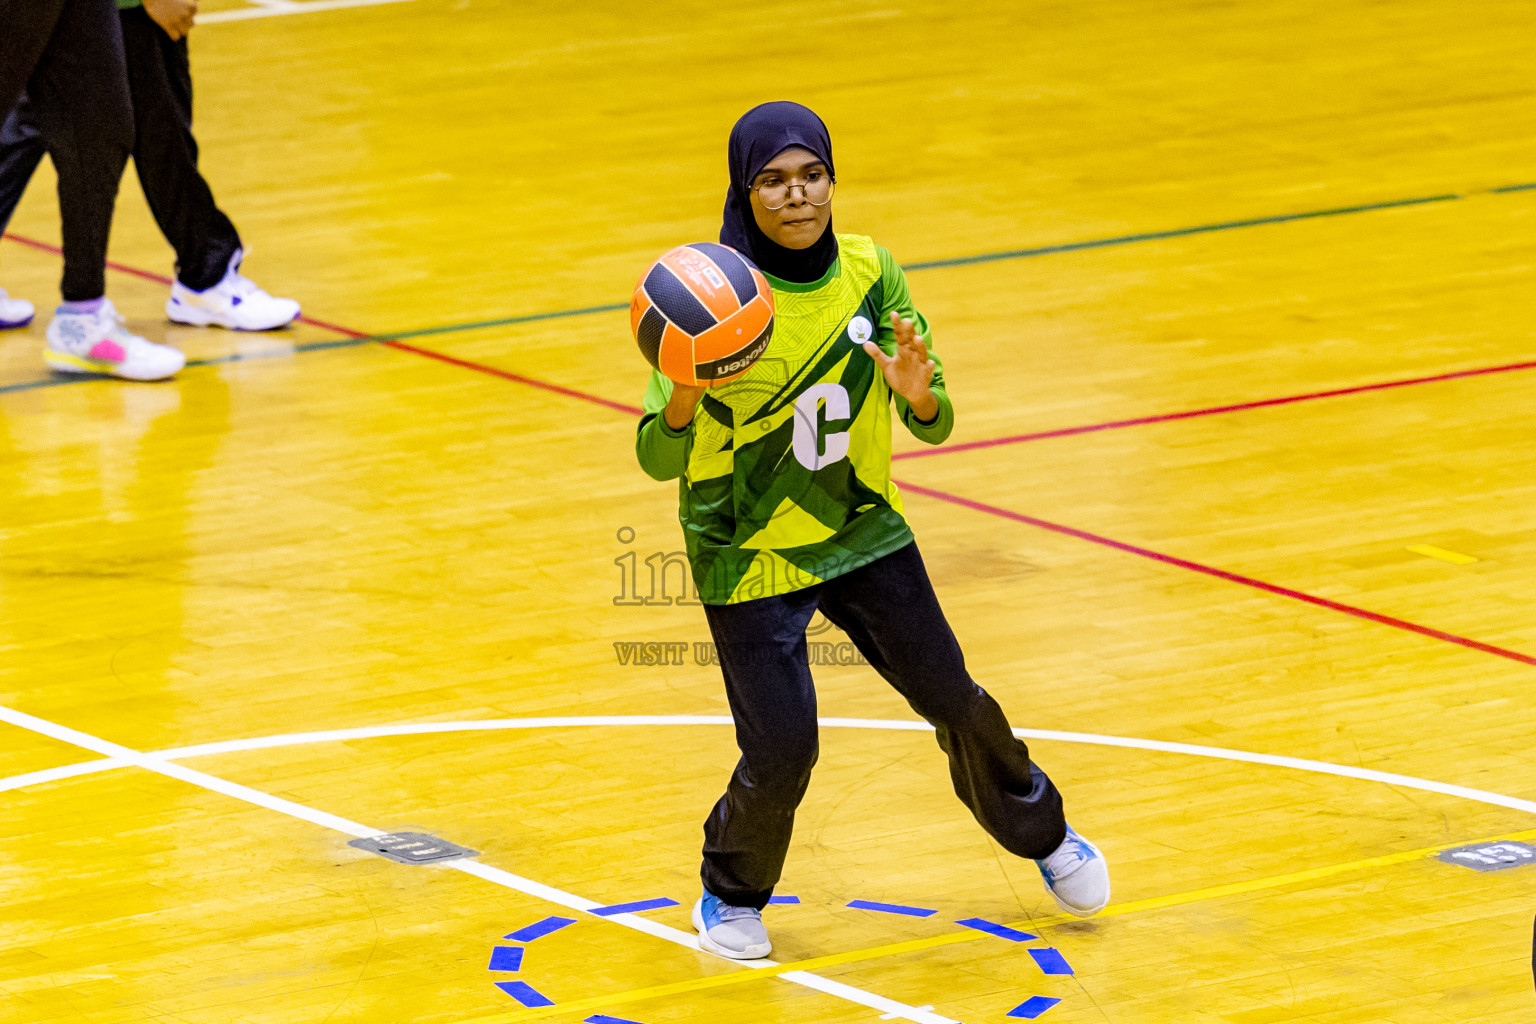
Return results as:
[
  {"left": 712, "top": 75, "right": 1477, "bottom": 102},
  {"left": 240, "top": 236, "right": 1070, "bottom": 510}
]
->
[{"left": 44, "top": 299, "right": 186, "bottom": 381}]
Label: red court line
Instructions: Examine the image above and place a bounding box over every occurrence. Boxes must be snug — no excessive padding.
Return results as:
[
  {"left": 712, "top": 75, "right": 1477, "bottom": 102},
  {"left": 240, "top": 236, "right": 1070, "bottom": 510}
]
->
[
  {"left": 894, "top": 359, "right": 1536, "bottom": 460},
  {"left": 379, "top": 338, "right": 644, "bottom": 415},
  {"left": 2, "top": 231, "right": 630, "bottom": 407},
  {"left": 893, "top": 479, "right": 1536, "bottom": 668},
  {"left": 367, "top": 333, "right": 1536, "bottom": 671},
  {"left": 17, "top": 227, "right": 1531, "bottom": 447},
  {"left": 3, "top": 231, "right": 368, "bottom": 339},
  {"left": 11, "top": 231, "right": 1531, "bottom": 667}
]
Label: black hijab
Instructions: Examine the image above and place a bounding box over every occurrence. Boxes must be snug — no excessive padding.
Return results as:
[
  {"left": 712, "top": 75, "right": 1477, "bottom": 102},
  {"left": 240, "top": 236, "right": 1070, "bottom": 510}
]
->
[{"left": 720, "top": 101, "right": 839, "bottom": 284}]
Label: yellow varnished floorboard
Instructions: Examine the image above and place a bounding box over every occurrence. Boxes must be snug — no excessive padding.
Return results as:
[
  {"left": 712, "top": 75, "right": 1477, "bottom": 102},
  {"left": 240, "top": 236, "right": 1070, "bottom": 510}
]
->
[{"left": 2, "top": 0, "right": 1535, "bottom": 1021}]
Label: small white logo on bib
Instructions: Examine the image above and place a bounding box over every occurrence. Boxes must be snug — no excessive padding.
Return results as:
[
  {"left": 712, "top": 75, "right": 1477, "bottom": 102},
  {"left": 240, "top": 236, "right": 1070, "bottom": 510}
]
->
[{"left": 847, "top": 315, "right": 873, "bottom": 345}]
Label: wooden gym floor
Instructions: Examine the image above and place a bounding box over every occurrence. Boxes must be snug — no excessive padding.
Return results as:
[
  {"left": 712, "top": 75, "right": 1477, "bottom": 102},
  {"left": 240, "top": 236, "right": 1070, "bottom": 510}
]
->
[{"left": 2, "top": 1, "right": 1534, "bottom": 1021}]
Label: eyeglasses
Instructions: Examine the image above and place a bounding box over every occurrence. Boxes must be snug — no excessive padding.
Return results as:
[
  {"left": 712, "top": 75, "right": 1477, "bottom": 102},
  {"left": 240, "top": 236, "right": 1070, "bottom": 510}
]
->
[{"left": 751, "top": 170, "right": 835, "bottom": 211}]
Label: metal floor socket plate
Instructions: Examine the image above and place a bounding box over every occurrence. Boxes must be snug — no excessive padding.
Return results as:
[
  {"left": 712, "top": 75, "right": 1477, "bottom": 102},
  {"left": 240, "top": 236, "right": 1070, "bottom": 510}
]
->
[
  {"left": 349, "top": 832, "right": 480, "bottom": 864},
  {"left": 1436, "top": 841, "right": 1536, "bottom": 872}
]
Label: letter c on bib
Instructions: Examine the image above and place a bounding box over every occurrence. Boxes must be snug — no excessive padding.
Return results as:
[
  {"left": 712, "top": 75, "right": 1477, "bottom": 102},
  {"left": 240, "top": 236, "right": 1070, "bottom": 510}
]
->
[{"left": 792, "top": 382, "right": 851, "bottom": 470}]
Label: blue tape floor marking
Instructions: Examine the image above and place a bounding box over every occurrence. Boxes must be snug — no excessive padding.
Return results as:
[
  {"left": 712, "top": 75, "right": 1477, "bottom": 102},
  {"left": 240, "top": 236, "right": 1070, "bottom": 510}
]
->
[
  {"left": 487, "top": 946, "right": 524, "bottom": 972},
  {"left": 955, "top": 917, "right": 1036, "bottom": 941},
  {"left": 846, "top": 899, "right": 937, "bottom": 918},
  {"left": 504, "top": 916, "right": 578, "bottom": 942},
  {"left": 584, "top": 1016, "right": 650, "bottom": 1024},
  {"left": 494, "top": 980, "right": 555, "bottom": 1007},
  {"left": 1028, "top": 948, "right": 1074, "bottom": 975},
  {"left": 767, "top": 895, "right": 801, "bottom": 904},
  {"left": 590, "top": 897, "right": 679, "bottom": 917},
  {"left": 1007, "top": 996, "right": 1062, "bottom": 1019}
]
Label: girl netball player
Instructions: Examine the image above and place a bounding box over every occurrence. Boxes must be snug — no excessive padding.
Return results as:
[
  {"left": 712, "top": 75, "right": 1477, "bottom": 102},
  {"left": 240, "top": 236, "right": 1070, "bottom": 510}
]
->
[{"left": 635, "top": 101, "right": 1108, "bottom": 960}]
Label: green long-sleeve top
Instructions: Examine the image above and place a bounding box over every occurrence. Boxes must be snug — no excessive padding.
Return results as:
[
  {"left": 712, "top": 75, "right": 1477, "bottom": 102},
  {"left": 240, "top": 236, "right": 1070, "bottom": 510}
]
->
[{"left": 634, "top": 235, "right": 952, "bottom": 604}]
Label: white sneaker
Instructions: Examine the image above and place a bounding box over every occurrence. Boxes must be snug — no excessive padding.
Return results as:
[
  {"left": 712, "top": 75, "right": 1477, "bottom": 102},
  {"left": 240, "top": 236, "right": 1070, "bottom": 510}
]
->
[
  {"left": 1, "top": 287, "right": 34, "bottom": 329},
  {"left": 693, "top": 892, "right": 772, "bottom": 960},
  {"left": 1035, "top": 824, "right": 1110, "bottom": 917},
  {"left": 45, "top": 300, "right": 186, "bottom": 381},
  {"left": 166, "top": 250, "right": 299, "bottom": 331}
]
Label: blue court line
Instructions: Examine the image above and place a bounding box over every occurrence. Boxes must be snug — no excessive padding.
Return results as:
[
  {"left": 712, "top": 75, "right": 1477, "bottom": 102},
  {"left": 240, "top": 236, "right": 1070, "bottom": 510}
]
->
[
  {"left": 585, "top": 1016, "right": 649, "bottom": 1024},
  {"left": 846, "top": 899, "right": 937, "bottom": 918},
  {"left": 1489, "top": 182, "right": 1536, "bottom": 193},
  {"left": 1028, "top": 948, "right": 1074, "bottom": 975},
  {"left": 955, "top": 917, "right": 1037, "bottom": 941},
  {"left": 487, "top": 946, "right": 524, "bottom": 972},
  {"left": 589, "top": 897, "right": 679, "bottom": 916},
  {"left": 767, "top": 895, "right": 801, "bottom": 904},
  {"left": 494, "top": 980, "right": 555, "bottom": 1006},
  {"left": 1007, "top": 996, "right": 1062, "bottom": 1019},
  {"left": 504, "top": 916, "right": 578, "bottom": 942}
]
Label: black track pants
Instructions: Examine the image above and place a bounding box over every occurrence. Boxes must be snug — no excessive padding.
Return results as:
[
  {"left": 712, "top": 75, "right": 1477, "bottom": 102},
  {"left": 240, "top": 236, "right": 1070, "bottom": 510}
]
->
[
  {"left": 0, "top": 0, "right": 132, "bottom": 301},
  {"left": 699, "top": 542, "right": 1067, "bottom": 910},
  {"left": 0, "top": 5, "right": 241, "bottom": 292},
  {"left": 0, "top": 101, "right": 45, "bottom": 237},
  {"left": 119, "top": 5, "right": 241, "bottom": 290}
]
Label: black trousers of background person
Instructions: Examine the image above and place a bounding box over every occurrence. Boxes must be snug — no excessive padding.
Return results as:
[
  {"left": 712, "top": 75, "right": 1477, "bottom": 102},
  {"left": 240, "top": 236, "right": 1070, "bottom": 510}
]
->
[
  {"left": 0, "top": 0, "right": 133, "bottom": 301},
  {"left": 0, "top": 5, "right": 242, "bottom": 293},
  {"left": 699, "top": 542, "right": 1067, "bottom": 910}
]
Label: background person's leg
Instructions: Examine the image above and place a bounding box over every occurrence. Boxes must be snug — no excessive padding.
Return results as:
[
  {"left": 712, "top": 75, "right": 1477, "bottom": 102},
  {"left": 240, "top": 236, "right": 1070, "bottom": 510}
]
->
[
  {"left": 119, "top": 5, "right": 240, "bottom": 291},
  {"left": 25, "top": 0, "right": 134, "bottom": 302},
  {"left": 700, "top": 586, "right": 823, "bottom": 911},
  {"left": 0, "top": 98, "right": 49, "bottom": 236},
  {"left": 0, "top": 0, "right": 69, "bottom": 116},
  {"left": 0, "top": 97, "right": 48, "bottom": 328},
  {"left": 818, "top": 542, "right": 1068, "bottom": 861},
  {"left": 0, "top": 0, "right": 67, "bottom": 332}
]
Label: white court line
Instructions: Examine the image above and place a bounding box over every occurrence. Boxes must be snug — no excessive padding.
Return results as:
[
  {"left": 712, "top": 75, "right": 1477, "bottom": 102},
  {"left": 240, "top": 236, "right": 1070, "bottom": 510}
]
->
[
  {"left": 9, "top": 714, "right": 1536, "bottom": 817},
  {"left": 153, "top": 715, "right": 1536, "bottom": 817},
  {"left": 197, "top": 0, "right": 417, "bottom": 24},
  {"left": 0, "top": 757, "right": 131, "bottom": 794},
  {"left": 0, "top": 705, "right": 383, "bottom": 838},
  {"left": 0, "top": 704, "right": 962, "bottom": 1024},
  {"left": 7, "top": 714, "right": 1536, "bottom": 816},
  {"left": 7, "top": 712, "right": 1534, "bottom": 1021}
]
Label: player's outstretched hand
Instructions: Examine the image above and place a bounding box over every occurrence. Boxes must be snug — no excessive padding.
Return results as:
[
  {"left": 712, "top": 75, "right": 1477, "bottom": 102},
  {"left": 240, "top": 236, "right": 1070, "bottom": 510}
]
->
[
  {"left": 145, "top": 0, "right": 198, "bottom": 39},
  {"left": 862, "top": 312, "right": 938, "bottom": 420}
]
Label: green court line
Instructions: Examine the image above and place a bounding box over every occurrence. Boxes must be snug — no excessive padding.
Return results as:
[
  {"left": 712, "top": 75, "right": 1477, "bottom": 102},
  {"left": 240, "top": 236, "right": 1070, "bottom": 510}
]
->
[
  {"left": 379, "top": 302, "right": 631, "bottom": 341},
  {"left": 0, "top": 336, "right": 376, "bottom": 395},
  {"left": 356, "top": 187, "right": 1495, "bottom": 341},
  {"left": 899, "top": 192, "right": 1462, "bottom": 270},
  {"left": 2, "top": 178, "right": 1531, "bottom": 398}
]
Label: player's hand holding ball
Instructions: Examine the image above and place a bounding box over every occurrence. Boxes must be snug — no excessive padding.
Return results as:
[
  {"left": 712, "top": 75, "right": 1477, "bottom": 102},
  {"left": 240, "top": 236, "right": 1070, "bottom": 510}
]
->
[
  {"left": 631, "top": 242, "right": 775, "bottom": 431},
  {"left": 631, "top": 243, "right": 774, "bottom": 385}
]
